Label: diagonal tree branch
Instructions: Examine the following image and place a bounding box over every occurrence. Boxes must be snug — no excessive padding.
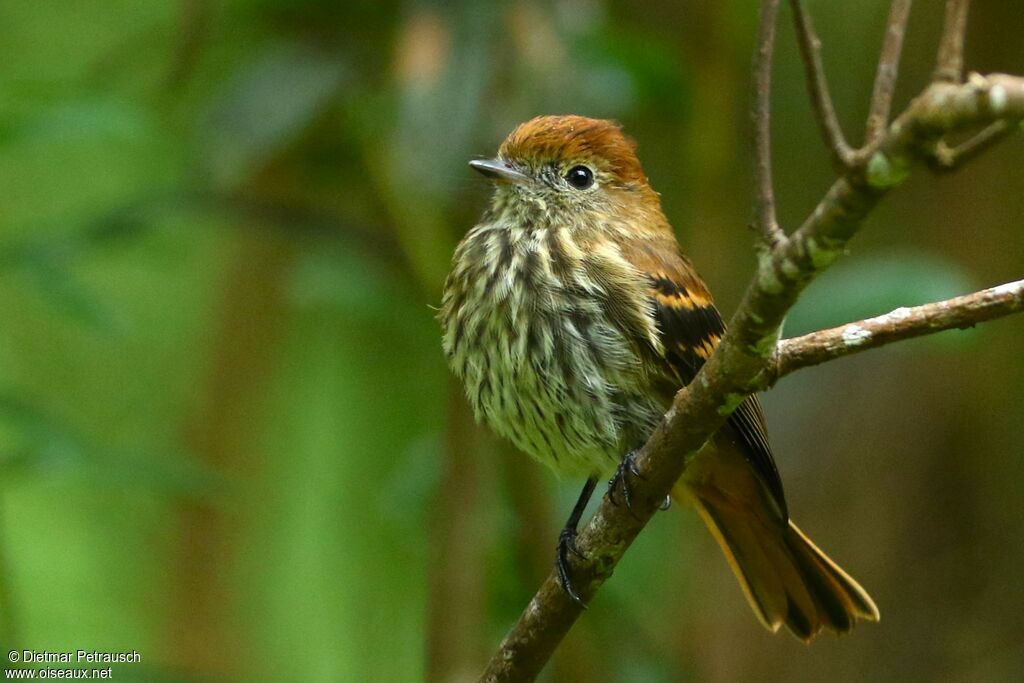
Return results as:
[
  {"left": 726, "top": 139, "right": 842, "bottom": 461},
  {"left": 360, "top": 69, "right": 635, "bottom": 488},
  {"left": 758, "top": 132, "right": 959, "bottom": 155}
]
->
[
  {"left": 865, "top": 0, "right": 914, "bottom": 145},
  {"left": 752, "top": 0, "right": 786, "bottom": 248},
  {"left": 478, "top": 5, "right": 1024, "bottom": 680}
]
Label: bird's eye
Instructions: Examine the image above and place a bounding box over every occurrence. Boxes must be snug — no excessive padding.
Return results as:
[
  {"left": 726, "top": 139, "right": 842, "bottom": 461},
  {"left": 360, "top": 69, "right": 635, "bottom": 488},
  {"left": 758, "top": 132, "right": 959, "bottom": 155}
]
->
[{"left": 565, "top": 165, "right": 595, "bottom": 190}]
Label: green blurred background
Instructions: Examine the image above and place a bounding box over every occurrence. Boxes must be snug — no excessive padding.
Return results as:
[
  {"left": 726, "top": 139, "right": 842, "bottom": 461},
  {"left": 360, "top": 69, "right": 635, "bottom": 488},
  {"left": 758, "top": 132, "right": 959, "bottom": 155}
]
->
[{"left": 1, "top": 1, "right": 1022, "bottom": 681}]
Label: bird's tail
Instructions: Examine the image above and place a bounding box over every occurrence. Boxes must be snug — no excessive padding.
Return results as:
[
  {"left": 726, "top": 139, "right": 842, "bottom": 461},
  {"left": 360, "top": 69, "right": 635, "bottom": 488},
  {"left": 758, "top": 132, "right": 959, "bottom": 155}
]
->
[{"left": 678, "top": 481, "right": 880, "bottom": 641}]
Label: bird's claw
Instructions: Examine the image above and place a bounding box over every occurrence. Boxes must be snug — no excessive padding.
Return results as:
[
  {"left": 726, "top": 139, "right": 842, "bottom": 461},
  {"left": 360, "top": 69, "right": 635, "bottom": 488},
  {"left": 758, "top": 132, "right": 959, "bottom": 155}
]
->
[
  {"left": 556, "top": 528, "right": 587, "bottom": 608},
  {"left": 607, "top": 451, "right": 643, "bottom": 516}
]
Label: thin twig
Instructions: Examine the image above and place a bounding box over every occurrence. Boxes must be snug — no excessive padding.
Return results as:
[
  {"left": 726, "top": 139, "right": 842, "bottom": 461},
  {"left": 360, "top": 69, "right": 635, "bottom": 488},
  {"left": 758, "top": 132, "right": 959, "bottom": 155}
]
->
[
  {"left": 934, "top": 0, "right": 971, "bottom": 83},
  {"left": 775, "top": 279, "right": 1024, "bottom": 376},
  {"left": 752, "top": 0, "right": 786, "bottom": 248},
  {"left": 865, "top": 0, "right": 914, "bottom": 145},
  {"left": 790, "top": 0, "right": 855, "bottom": 169},
  {"left": 930, "top": 120, "right": 1022, "bottom": 172}
]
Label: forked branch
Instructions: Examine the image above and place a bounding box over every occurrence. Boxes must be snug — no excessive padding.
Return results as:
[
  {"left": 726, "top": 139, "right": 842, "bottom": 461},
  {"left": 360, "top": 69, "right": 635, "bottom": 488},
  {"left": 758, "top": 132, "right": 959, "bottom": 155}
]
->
[{"left": 790, "top": 0, "right": 915, "bottom": 162}]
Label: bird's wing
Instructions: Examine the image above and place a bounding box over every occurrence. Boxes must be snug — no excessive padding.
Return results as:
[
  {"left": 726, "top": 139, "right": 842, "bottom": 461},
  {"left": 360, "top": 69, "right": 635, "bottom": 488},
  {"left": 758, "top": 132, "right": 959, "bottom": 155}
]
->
[{"left": 621, "top": 235, "right": 788, "bottom": 517}]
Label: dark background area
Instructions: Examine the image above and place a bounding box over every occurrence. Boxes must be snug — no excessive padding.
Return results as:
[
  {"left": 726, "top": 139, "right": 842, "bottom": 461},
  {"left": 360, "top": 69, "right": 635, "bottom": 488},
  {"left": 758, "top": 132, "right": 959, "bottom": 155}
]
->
[{"left": 1, "top": 1, "right": 1022, "bottom": 681}]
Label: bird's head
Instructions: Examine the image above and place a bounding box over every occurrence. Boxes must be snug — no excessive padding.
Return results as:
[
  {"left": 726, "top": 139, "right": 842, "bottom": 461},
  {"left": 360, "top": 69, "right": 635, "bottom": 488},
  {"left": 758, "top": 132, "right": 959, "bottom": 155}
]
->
[{"left": 470, "top": 115, "right": 663, "bottom": 229}]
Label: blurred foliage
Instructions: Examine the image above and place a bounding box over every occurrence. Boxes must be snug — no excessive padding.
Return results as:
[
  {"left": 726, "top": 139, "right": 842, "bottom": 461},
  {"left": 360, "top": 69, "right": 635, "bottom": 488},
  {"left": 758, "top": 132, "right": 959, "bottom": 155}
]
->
[{"left": 1, "top": 1, "right": 1023, "bottom": 681}]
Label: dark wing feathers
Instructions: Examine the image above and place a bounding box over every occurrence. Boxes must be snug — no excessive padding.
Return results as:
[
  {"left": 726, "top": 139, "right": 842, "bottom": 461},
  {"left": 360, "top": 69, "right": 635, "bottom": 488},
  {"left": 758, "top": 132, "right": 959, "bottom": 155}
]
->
[
  {"left": 624, "top": 238, "right": 788, "bottom": 517},
  {"left": 723, "top": 398, "right": 787, "bottom": 518}
]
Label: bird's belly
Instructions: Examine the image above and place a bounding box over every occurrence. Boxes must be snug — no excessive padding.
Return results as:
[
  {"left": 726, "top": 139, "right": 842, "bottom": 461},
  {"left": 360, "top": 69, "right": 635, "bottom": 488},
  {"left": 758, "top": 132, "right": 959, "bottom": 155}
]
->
[
  {"left": 480, "top": 338, "right": 625, "bottom": 478},
  {"left": 444, "top": 250, "right": 665, "bottom": 477}
]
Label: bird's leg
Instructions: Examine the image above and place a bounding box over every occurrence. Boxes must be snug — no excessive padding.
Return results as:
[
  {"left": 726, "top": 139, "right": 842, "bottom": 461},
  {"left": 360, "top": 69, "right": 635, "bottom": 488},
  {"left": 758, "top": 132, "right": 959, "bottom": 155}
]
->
[
  {"left": 556, "top": 477, "right": 598, "bottom": 607},
  {"left": 606, "top": 449, "right": 643, "bottom": 513}
]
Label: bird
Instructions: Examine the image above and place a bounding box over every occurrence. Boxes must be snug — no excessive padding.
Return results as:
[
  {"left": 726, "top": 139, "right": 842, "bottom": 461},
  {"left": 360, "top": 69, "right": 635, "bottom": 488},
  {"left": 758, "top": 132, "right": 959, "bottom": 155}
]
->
[{"left": 438, "top": 114, "right": 879, "bottom": 641}]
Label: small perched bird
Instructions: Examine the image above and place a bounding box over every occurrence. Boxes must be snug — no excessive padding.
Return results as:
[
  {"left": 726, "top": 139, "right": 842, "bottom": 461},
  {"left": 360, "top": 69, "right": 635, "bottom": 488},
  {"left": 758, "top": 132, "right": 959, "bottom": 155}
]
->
[{"left": 439, "top": 115, "right": 879, "bottom": 641}]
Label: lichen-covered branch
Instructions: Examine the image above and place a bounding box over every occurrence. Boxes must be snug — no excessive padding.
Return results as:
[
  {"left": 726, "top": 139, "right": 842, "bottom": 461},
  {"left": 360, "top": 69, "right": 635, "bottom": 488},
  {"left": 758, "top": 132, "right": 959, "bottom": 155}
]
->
[
  {"left": 773, "top": 279, "right": 1024, "bottom": 378},
  {"left": 478, "top": 11, "right": 1024, "bottom": 683}
]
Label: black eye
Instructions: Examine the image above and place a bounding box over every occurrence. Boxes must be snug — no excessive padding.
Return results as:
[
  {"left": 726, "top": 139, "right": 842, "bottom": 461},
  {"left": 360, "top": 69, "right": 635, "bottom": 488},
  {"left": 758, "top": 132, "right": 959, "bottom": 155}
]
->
[{"left": 565, "top": 165, "right": 594, "bottom": 190}]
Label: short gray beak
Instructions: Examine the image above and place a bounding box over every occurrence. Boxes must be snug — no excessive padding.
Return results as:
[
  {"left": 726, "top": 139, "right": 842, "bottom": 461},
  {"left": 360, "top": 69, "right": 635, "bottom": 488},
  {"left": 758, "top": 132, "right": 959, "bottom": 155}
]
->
[{"left": 469, "top": 158, "right": 530, "bottom": 185}]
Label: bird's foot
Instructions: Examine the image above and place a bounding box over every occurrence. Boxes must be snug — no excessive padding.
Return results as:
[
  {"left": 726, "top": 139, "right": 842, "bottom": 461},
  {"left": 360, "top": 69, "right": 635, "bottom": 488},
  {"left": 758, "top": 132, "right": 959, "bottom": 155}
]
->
[
  {"left": 606, "top": 450, "right": 643, "bottom": 515},
  {"left": 556, "top": 527, "right": 587, "bottom": 608}
]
